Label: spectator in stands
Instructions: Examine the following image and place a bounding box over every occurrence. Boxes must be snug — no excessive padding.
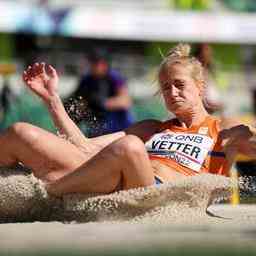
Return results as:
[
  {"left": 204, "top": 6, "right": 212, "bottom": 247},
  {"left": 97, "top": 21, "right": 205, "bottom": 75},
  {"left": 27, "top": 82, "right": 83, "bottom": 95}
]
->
[{"left": 71, "top": 50, "right": 134, "bottom": 137}]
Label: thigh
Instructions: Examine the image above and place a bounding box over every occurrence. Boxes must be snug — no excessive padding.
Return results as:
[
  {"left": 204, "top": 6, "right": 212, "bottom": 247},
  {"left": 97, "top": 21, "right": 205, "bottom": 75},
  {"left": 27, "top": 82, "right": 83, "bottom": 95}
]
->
[
  {"left": 2, "top": 125, "right": 90, "bottom": 180},
  {"left": 31, "top": 132, "right": 89, "bottom": 180}
]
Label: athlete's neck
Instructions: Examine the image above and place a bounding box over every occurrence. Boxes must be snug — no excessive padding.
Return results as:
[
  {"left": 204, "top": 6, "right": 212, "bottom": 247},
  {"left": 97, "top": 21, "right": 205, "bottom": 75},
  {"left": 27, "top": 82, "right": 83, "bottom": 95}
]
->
[{"left": 174, "top": 104, "right": 209, "bottom": 129}]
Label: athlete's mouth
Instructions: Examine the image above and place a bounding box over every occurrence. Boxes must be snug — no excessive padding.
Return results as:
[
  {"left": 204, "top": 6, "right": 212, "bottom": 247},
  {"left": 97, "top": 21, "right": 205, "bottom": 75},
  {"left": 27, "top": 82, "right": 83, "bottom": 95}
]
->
[{"left": 171, "top": 100, "right": 183, "bottom": 104}]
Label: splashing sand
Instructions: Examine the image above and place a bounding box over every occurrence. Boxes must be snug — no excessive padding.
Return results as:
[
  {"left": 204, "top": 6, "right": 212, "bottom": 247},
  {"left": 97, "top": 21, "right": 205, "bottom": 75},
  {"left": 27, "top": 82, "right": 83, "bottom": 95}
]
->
[
  {"left": 64, "top": 96, "right": 106, "bottom": 136},
  {"left": 239, "top": 175, "right": 256, "bottom": 197},
  {"left": 0, "top": 167, "right": 233, "bottom": 224}
]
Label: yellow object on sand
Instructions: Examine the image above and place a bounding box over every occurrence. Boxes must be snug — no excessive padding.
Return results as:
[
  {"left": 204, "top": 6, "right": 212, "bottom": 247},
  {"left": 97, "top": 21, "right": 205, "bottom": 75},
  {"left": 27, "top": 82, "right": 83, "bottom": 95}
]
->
[{"left": 230, "top": 167, "right": 240, "bottom": 205}]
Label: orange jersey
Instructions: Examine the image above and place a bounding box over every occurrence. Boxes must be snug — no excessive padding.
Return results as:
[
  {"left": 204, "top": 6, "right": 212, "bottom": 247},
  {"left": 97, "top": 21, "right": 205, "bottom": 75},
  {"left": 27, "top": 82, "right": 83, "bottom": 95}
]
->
[{"left": 145, "top": 116, "right": 230, "bottom": 177}]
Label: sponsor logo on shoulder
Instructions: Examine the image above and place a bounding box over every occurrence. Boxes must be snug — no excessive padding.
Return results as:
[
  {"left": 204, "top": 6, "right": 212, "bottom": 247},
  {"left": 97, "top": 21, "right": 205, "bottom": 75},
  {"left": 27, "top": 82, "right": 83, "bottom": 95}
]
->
[{"left": 198, "top": 127, "right": 208, "bottom": 135}]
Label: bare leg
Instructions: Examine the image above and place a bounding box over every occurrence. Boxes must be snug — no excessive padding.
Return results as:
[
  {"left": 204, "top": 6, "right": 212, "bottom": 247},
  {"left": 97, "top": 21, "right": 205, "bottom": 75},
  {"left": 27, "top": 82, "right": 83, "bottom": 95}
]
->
[
  {"left": 47, "top": 135, "right": 155, "bottom": 196},
  {"left": 0, "top": 122, "right": 88, "bottom": 180}
]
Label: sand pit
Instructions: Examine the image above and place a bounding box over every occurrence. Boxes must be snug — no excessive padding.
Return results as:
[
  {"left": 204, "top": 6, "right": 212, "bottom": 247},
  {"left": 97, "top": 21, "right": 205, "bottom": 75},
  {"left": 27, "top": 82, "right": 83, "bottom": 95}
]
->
[
  {"left": 1, "top": 205, "right": 256, "bottom": 255},
  {"left": 0, "top": 167, "right": 256, "bottom": 254}
]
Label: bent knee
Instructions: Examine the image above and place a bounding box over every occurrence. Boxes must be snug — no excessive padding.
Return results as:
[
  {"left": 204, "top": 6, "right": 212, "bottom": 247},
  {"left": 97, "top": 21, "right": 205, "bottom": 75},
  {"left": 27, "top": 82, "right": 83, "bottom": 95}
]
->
[
  {"left": 8, "top": 122, "right": 42, "bottom": 144},
  {"left": 112, "top": 135, "right": 146, "bottom": 157}
]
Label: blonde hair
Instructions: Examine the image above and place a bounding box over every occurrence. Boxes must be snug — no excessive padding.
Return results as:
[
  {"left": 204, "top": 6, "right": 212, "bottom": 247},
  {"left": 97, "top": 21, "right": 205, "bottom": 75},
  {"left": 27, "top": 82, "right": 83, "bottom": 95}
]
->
[{"left": 158, "top": 43, "right": 205, "bottom": 88}]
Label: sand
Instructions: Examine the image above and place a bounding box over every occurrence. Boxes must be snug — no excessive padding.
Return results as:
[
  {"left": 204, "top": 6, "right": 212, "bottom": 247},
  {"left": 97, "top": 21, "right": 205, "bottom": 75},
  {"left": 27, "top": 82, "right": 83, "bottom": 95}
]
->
[
  {"left": 1, "top": 205, "right": 256, "bottom": 254},
  {"left": 0, "top": 167, "right": 256, "bottom": 254},
  {"left": 0, "top": 166, "right": 232, "bottom": 223}
]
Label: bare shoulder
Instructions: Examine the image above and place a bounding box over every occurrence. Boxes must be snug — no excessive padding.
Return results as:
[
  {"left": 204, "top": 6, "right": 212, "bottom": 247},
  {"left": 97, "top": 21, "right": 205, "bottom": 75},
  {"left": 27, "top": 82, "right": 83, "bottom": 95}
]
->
[{"left": 125, "top": 119, "right": 162, "bottom": 141}]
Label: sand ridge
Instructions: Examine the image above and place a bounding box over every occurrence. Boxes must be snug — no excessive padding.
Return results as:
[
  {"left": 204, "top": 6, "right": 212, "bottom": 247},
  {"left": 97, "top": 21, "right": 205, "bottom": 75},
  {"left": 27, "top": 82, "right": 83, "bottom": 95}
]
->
[{"left": 0, "top": 167, "right": 233, "bottom": 224}]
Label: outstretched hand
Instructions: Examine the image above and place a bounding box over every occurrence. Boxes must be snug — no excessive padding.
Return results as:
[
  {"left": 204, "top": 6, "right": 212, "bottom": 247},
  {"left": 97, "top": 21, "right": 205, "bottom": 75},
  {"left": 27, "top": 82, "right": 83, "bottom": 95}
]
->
[
  {"left": 23, "top": 63, "right": 59, "bottom": 102},
  {"left": 219, "top": 124, "right": 254, "bottom": 144}
]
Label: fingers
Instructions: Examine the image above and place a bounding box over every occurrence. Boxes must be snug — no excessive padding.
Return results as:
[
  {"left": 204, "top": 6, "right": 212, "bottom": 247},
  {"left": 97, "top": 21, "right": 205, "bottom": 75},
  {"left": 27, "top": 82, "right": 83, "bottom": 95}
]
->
[
  {"left": 39, "top": 62, "right": 46, "bottom": 74},
  {"left": 23, "top": 63, "right": 38, "bottom": 81},
  {"left": 33, "top": 62, "right": 45, "bottom": 76},
  {"left": 23, "top": 62, "right": 51, "bottom": 82},
  {"left": 22, "top": 70, "right": 27, "bottom": 82},
  {"left": 45, "top": 64, "right": 57, "bottom": 78},
  {"left": 23, "top": 65, "right": 31, "bottom": 80}
]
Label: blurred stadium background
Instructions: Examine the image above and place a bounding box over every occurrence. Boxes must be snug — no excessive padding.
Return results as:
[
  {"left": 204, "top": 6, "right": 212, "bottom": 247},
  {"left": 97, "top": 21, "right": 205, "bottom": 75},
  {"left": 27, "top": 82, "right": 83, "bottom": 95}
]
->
[
  {"left": 1, "top": 3, "right": 256, "bottom": 255},
  {"left": 1, "top": 0, "right": 256, "bottom": 133}
]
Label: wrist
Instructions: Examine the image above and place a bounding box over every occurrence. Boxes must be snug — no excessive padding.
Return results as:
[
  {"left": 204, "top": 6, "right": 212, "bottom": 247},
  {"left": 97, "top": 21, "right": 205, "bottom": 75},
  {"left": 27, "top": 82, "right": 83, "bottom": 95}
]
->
[{"left": 46, "top": 94, "right": 62, "bottom": 111}]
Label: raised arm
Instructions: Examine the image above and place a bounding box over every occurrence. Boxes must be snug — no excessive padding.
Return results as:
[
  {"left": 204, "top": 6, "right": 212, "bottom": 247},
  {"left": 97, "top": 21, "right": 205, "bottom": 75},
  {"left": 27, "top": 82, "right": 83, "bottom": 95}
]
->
[{"left": 23, "top": 62, "right": 89, "bottom": 149}]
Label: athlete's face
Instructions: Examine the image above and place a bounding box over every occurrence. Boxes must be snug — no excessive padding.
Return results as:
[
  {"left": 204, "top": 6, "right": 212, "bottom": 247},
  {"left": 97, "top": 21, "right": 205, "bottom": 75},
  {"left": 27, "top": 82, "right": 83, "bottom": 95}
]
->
[{"left": 159, "top": 63, "right": 203, "bottom": 114}]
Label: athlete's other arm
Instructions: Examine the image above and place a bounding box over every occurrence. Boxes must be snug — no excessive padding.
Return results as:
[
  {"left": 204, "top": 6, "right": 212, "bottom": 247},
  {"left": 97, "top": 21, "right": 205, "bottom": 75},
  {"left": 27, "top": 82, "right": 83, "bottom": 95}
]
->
[
  {"left": 86, "top": 119, "right": 161, "bottom": 150},
  {"left": 220, "top": 118, "right": 256, "bottom": 158},
  {"left": 124, "top": 119, "right": 162, "bottom": 142},
  {"left": 23, "top": 63, "right": 90, "bottom": 150}
]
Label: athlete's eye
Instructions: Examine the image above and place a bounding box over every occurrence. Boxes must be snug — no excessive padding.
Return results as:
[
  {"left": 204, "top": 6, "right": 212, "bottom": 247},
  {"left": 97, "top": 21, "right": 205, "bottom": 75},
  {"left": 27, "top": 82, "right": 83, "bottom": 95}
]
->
[
  {"left": 161, "top": 82, "right": 171, "bottom": 91},
  {"left": 174, "top": 80, "right": 185, "bottom": 88}
]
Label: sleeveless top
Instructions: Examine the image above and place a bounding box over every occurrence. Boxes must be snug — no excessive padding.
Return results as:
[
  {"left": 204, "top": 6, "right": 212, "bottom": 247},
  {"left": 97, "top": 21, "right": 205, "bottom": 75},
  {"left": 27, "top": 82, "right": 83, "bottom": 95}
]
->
[{"left": 145, "top": 116, "right": 230, "bottom": 177}]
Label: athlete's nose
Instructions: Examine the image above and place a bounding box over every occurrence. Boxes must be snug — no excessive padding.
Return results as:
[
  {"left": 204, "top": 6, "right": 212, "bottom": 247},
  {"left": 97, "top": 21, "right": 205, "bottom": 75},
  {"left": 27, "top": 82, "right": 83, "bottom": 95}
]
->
[{"left": 170, "top": 85, "right": 179, "bottom": 96}]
